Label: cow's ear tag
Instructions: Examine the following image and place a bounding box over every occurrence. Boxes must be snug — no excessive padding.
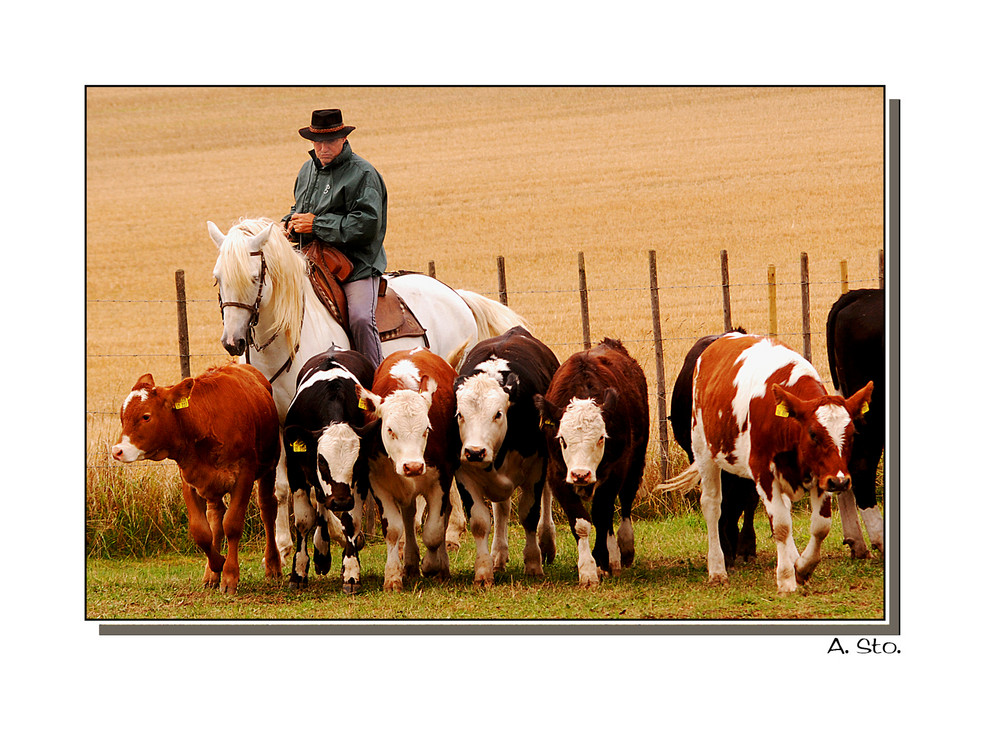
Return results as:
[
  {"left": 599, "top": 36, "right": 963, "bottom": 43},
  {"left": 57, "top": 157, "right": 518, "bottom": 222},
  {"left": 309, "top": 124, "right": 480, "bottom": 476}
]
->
[
  {"left": 861, "top": 401, "right": 870, "bottom": 415},
  {"left": 291, "top": 439, "right": 307, "bottom": 453},
  {"left": 358, "top": 397, "right": 367, "bottom": 410},
  {"left": 774, "top": 401, "right": 790, "bottom": 418},
  {"left": 542, "top": 418, "right": 555, "bottom": 429},
  {"left": 174, "top": 396, "right": 190, "bottom": 410}
]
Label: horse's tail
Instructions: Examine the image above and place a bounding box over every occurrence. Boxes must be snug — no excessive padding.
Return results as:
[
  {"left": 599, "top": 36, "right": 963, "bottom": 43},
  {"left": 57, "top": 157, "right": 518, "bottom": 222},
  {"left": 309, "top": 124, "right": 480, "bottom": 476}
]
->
[
  {"left": 652, "top": 464, "right": 701, "bottom": 494},
  {"left": 446, "top": 338, "right": 471, "bottom": 371},
  {"left": 455, "top": 289, "right": 528, "bottom": 341}
]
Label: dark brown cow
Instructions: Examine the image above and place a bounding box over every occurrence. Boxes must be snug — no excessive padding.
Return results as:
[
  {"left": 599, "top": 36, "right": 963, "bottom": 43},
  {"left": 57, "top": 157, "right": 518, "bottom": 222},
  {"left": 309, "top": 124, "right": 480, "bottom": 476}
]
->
[
  {"left": 111, "top": 364, "right": 281, "bottom": 594},
  {"left": 664, "top": 334, "right": 873, "bottom": 592},
  {"left": 535, "top": 339, "right": 649, "bottom": 588}
]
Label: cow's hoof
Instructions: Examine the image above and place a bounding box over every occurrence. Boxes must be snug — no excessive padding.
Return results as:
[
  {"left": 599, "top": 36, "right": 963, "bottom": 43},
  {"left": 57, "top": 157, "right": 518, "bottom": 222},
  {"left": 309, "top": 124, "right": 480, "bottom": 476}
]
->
[
  {"left": 473, "top": 575, "right": 494, "bottom": 589},
  {"left": 383, "top": 579, "right": 403, "bottom": 592},
  {"left": 707, "top": 572, "right": 729, "bottom": 586},
  {"left": 842, "top": 538, "right": 870, "bottom": 559},
  {"left": 539, "top": 534, "right": 557, "bottom": 564},
  {"left": 314, "top": 553, "right": 332, "bottom": 576},
  {"left": 288, "top": 576, "right": 308, "bottom": 590},
  {"left": 342, "top": 580, "right": 361, "bottom": 595},
  {"left": 524, "top": 562, "right": 544, "bottom": 577}
]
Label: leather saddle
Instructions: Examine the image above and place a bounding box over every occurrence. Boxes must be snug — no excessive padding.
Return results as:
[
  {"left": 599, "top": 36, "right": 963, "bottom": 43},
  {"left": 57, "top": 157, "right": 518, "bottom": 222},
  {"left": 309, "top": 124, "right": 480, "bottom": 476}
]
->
[{"left": 300, "top": 240, "right": 428, "bottom": 345}]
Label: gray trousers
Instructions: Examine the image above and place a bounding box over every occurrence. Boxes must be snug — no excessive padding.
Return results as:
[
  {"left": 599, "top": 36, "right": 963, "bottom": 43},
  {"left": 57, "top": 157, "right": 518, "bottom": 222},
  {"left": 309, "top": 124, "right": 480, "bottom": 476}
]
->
[{"left": 343, "top": 276, "right": 383, "bottom": 367}]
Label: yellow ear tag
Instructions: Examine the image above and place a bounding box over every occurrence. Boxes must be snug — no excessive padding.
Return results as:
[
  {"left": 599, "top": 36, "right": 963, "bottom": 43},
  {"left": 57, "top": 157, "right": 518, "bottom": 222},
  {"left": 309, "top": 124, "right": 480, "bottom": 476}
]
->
[
  {"left": 774, "top": 402, "right": 789, "bottom": 418},
  {"left": 174, "top": 397, "right": 189, "bottom": 410},
  {"left": 291, "top": 439, "right": 307, "bottom": 453},
  {"left": 359, "top": 397, "right": 367, "bottom": 410},
  {"left": 861, "top": 401, "right": 870, "bottom": 415}
]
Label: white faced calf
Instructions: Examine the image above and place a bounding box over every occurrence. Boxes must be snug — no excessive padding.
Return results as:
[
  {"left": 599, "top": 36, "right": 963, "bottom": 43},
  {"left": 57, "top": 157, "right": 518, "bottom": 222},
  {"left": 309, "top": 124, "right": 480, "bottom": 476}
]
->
[{"left": 357, "top": 349, "right": 459, "bottom": 591}]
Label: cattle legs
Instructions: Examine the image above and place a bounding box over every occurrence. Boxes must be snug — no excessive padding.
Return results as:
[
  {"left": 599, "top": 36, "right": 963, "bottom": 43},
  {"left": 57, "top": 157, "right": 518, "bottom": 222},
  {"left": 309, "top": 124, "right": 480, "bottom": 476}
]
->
[
  {"left": 467, "top": 493, "right": 496, "bottom": 587},
  {"left": 838, "top": 486, "right": 884, "bottom": 559},
  {"left": 490, "top": 498, "right": 512, "bottom": 573},
  {"left": 518, "top": 479, "right": 548, "bottom": 577},
  {"left": 257, "top": 469, "right": 282, "bottom": 581},
  {"left": 274, "top": 441, "right": 295, "bottom": 567},
  {"left": 537, "top": 483, "right": 557, "bottom": 564},
  {"left": 572, "top": 517, "right": 600, "bottom": 589},
  {"left": 794, "top": 488, "right": 834, "bottom": 585},
  {"left": 289, "top": 488, "right": 317, "bottom": 589},
  {"left": 698, "top": 465, "right": 729, "bottom": 586},
  {"left": 761, "top": 490, "right": 800, "bottom": 593},
  {"left": 419, "top": 486, "right": 452, "bottom": 581}
]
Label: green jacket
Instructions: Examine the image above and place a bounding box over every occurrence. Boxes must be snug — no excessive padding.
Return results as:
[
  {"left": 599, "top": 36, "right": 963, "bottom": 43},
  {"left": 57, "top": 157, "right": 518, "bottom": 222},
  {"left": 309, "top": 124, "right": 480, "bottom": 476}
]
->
[{"left": 283, "top": 141, "right": 388, "bottom": 282}]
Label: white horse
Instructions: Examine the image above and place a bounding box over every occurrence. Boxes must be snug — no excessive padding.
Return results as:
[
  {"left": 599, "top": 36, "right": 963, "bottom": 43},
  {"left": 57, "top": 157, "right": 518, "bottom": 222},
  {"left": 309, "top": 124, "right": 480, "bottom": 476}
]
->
[{"left": 208, "top": 217, "right": 528, "bottom": 567}]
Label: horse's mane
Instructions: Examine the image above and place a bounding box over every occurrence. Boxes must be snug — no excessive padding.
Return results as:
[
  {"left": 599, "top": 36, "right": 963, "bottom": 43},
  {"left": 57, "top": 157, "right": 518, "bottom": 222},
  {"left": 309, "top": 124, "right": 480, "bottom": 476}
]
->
[{"left": 218, "top": 217, "right": 306, "bottom": 354}]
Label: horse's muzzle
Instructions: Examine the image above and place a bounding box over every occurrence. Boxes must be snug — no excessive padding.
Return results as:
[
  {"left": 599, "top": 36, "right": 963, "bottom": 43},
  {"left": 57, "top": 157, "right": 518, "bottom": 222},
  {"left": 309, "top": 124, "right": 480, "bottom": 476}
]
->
[{"left": 222, "top": 337, "right": 246, "bottom": 357}]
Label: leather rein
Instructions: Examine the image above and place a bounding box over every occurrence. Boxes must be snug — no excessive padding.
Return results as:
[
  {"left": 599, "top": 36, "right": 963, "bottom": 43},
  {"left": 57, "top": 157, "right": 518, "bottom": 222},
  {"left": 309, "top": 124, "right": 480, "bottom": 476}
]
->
[{"left": 217, "top": 248, "right": 297, "bottom": 383}]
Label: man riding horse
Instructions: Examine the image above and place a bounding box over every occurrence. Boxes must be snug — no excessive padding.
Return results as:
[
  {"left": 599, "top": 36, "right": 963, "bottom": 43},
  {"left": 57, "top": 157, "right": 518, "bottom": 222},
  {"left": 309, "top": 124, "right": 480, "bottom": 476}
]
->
[{"left": 282, "top": 108, "right": 387, "bottom": 368}]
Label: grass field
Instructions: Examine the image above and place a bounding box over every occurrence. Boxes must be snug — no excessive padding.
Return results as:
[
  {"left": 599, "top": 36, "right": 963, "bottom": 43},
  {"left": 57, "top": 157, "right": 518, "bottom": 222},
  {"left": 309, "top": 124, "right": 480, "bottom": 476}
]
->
[
  {"left": 86, "top": 86, "right": 886, "bottom": 621},
  {"left": 86, "top": 513, "right": 884, "bottom": 621}
]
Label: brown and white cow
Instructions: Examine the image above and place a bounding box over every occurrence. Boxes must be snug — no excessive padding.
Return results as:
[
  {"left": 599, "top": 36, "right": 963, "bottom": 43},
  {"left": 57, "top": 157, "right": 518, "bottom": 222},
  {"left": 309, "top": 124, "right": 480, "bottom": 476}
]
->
[
  {"left": 666, "top": 334, "right": 873, "bottom": 593},
  {"left": 535, "top": 338, "right": 649, "bottom": 588},
  {"left": 356, "top": 348, "right": 459, "bottom": 591},
  {"left": 111, "top": 364, "right": 282, "bottom": 594}
]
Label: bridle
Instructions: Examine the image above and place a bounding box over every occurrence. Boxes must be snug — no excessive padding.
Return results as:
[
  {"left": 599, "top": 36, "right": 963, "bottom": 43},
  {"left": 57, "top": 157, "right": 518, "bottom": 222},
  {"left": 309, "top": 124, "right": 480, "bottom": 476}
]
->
[
  {"left": 218, "top": 247, "right": 298, "bottom": 382},
  {"left": 218, "top": 248, "right": 281, "bottom": 353}
]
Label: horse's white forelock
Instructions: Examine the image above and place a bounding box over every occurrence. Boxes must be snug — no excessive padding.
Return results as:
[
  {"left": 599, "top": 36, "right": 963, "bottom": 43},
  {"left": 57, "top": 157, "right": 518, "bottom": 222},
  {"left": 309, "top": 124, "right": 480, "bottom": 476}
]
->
[{"left": 218, "top": 217, "right": 306, "bottom": 353}]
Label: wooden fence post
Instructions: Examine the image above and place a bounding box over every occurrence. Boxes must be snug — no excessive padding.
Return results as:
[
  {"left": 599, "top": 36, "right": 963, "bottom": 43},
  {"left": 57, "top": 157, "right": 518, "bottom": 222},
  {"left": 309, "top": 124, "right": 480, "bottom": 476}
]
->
[
  {"left": 428, "top": 260, "right": 436, "bottom": 279},
  {"left": 497, "top": 256, "right": 508, "bottom": 306},
  {"left": 800, "top": 252, "right": 811, "bottom": 362},
  {"left": 720, "top": 249, "right": 732, "bottom": 332},
  {"left": 578, "top": 251, "right": 591, "bottom": 350},
  {"left": 879, "top": 249, "right": 885, "bottom": 290},
  {"left": 840, "top": 259, "right": 849, "bottom": 294},
  {"left": 175, "top": 269, "right": 191, "bottom": 379},
  {"left": 648, "top": 250, "right": 670, "bottom": 481},
  {"left": 767, "top": 265, "right": 777, "bottom": 338}
]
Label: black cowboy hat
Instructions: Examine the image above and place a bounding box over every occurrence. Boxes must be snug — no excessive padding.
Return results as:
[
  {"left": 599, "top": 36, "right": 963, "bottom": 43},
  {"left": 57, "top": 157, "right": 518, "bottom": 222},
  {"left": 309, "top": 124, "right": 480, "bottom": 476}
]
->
[{"left": 299, "top": 109, "right": 356, "bottom": 141}]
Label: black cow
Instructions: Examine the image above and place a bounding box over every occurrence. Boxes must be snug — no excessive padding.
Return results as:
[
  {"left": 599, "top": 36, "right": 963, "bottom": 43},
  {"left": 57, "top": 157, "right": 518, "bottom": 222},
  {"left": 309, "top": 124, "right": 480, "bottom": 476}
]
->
[
  {"left": 453, "top": 326, "right": 561, "bottom": 587},
  {"left": 670, "top": 330, "right": 759, "bottom": 569},
  {"left": 826, "top": 288, "right": 885, "bottom": 558},
  {"left": 283, "top": 346, "right": 376, "bottom": 593},
  {"left": 535, "top": 338, "right": 649, "bottom": 588}
]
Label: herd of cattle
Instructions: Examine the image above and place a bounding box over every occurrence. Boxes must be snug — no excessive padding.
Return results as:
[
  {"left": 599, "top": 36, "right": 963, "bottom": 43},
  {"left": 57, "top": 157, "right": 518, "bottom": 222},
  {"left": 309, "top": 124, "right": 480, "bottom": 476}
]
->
[{"left": 111, "top": 288, "right": 885, "bottom": 598}]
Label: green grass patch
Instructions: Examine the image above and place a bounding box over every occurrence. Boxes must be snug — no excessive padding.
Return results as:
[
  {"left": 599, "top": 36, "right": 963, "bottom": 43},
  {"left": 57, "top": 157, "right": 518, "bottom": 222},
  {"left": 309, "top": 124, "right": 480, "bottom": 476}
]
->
[{"left": 86, "top": 510, "right": 885, "bottom": 621}]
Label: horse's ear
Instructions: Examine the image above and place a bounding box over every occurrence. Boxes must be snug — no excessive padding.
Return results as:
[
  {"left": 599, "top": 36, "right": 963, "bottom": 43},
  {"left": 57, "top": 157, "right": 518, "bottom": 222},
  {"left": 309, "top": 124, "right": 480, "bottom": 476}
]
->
[
  {"left": 248, "top": 226, "right": 271, "bottom": 252},
  {"left": 207, "top": 221, "right": 226, "bottom": 249}
]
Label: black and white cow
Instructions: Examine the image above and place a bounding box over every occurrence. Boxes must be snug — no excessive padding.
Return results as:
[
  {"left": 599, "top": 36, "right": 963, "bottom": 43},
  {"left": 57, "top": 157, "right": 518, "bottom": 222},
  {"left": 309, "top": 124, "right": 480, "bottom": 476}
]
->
[
  {"left": 535, "top": 338, "right": 649, "bottom": 588},
  {"left": 670, "top": 330, "right": 760, "bottom": 569},
  {"left": 453, "top": 326, "right": 560, "bottom": 587},
  {"left": 283, "top": 345, "right": 376, "bottom": 593},
  {"left": 826, "top": 288, "right": 885, "bottom": 558}
]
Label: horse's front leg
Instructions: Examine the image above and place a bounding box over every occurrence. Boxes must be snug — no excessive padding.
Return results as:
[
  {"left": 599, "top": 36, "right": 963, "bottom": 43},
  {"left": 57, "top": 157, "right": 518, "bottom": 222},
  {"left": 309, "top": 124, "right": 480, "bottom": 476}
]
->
[{"left": 273, "top": 441, "right": 295, "bottom": 566}]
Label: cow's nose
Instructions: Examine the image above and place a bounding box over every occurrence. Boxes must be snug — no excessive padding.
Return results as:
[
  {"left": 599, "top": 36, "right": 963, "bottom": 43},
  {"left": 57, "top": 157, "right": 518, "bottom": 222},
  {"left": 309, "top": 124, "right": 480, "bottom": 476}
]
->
[
  {"left": 569, "top": 469, "right": 593, "bottom": 485},
  {"left": 824, "top": 475, "right": 852, "bottom": 493},
  {"left": 463, "top": 447, "right": 486, "bottom": 463},
  {"left": 402, "top": 462, "right": 426, "bottom": 477},
  {"left": 111, "top": 445, "right": 123, "bottom": 462}
]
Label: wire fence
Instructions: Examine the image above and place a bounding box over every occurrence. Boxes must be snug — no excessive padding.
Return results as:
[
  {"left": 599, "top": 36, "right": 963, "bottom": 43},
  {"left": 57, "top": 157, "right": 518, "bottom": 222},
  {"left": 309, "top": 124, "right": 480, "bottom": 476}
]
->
[{"left": 87, "top": 247, "right": 883, "bottom": 481}]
